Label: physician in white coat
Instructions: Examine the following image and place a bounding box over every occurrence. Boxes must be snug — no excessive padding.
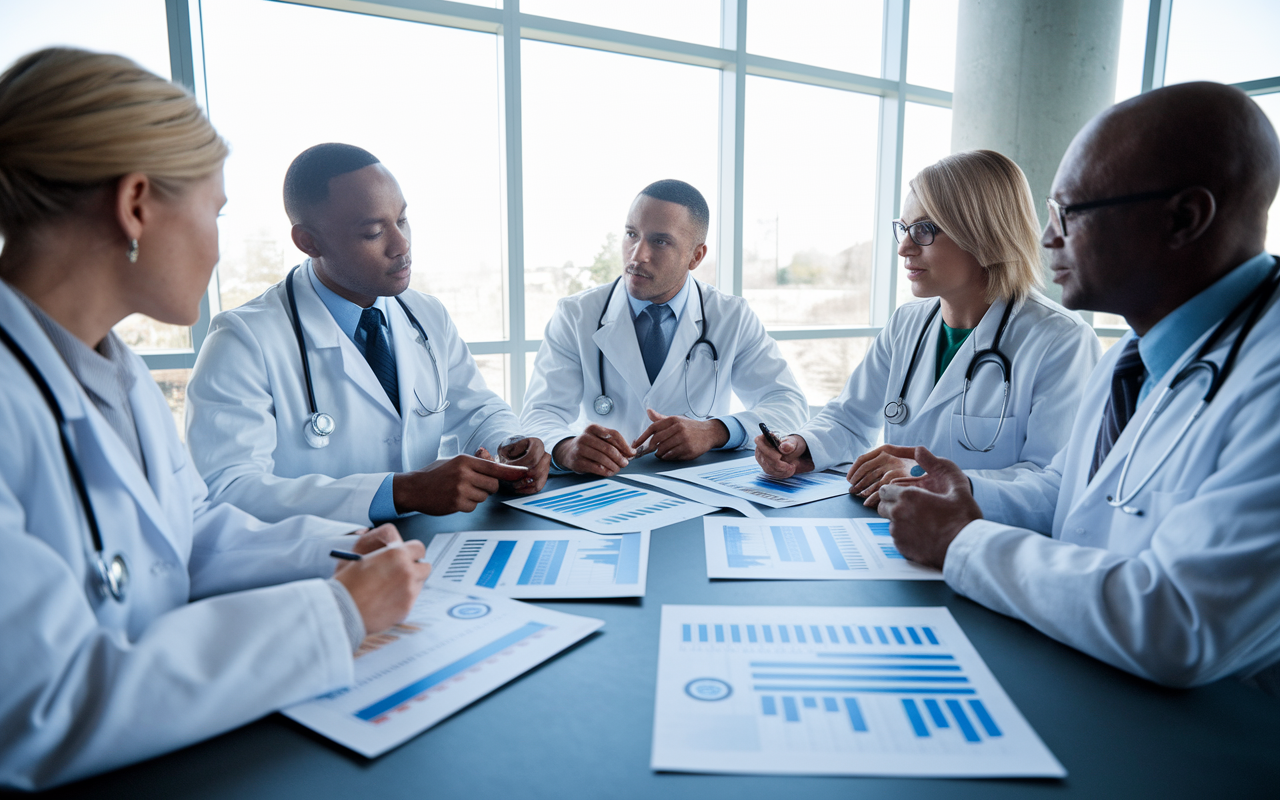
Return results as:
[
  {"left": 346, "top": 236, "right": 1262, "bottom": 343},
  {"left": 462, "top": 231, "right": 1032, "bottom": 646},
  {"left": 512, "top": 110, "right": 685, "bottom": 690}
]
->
[
  {"left": 879, "top": 82, "right": 1280, "bottom": 692},
  {"left": 0, "top": 49, "right": 428, "bottom": 790},
  {"left": 522, "top": 179, "right": 808, "bottom": 476},
  {"left": 757, "top": 150, "right": 1099, "bottom": 506},
  {"left": 186, "top": 144, "right": 545, "bottom": 526}
]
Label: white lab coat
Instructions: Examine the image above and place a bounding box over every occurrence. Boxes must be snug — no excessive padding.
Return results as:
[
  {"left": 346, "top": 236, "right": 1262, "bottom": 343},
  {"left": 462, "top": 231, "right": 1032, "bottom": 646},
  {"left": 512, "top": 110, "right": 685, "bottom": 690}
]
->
[
  {"left": 186, "top": 261, "right": 522, "bottom": 525},
  {"left": 949, "top": 283, "right": 1280, "bottom": 689},
  {"left": 799, "top": 292, "right": 1100, "bottom": 476},
  {"left": 0, "top": 281, "right": 356, "bottom": 791},
  {"left": 521, "top": 278, "right": 809, "bottom": 449}
]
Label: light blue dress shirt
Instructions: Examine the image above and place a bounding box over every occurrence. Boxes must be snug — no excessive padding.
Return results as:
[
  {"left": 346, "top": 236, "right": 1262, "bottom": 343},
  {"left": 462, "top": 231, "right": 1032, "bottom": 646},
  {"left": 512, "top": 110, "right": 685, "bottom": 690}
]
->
[
  {"left": 1132, "top": 251, "right": 1274, "bottom": 404},
  {"left": 625, "top": 278, "right": 747, "bottom": 449},
  {"left": 307, "top": 266, "right": 401, "bottom": 523}
]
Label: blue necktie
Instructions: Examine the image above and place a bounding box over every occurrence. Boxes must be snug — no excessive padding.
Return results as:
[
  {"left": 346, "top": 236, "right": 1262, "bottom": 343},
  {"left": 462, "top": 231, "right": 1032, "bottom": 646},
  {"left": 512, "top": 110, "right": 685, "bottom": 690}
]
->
[
  {"left": 640, "top": 304, "right": 674, "bottom": 384},
  {"left": 1089, "top": 337, "right": 1145, "bottom": 482},
  {"left": 357, "top": 306, "right": 400, "bottom": 414}
]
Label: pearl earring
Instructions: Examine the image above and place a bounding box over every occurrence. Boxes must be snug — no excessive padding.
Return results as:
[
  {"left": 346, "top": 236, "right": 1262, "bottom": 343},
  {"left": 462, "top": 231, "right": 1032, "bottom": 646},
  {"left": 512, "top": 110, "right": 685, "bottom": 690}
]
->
[{"left": 127, "top": 239, "right": 139, "bottom": 263}]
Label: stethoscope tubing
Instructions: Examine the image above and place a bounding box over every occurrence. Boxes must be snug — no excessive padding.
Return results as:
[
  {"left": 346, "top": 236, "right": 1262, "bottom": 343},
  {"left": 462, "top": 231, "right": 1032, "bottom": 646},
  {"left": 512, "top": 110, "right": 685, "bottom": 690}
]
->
[{"left": 595, "top": 276, "right": 719, "bottom": 419}]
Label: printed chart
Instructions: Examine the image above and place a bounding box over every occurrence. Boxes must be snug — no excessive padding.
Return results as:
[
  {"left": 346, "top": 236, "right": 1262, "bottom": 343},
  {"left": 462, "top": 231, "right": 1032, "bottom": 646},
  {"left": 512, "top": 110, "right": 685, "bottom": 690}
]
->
[
  {"left": 284, "top": 586, "right": 602, "bottom": 757},
  {"left": 424, "top": 529, "right": 650, "bottom": 598},
  {"left": 652, "top": 605, "right": 1064, "bottom": 778},
  {"left": 660, "top": 457, "right": 849, "bottom": 508},
  {"left": 703, "top": 517, "right": 940, "bottom": 580},
  {"left": 506, "top": 479, "right": 714, "bottom": 533}
]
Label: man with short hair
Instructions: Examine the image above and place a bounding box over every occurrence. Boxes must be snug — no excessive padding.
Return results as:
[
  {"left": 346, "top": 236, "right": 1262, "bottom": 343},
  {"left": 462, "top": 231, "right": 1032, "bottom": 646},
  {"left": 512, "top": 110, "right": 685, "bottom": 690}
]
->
[
  {"left": 186, "top": 143, "right": 548, "bottom": 525},
  {"left": 876, "top": 82, "right": 1280, "bottom": 693},
  {"left": 521, "top": 179, "right": 807, "bottom": 476}
]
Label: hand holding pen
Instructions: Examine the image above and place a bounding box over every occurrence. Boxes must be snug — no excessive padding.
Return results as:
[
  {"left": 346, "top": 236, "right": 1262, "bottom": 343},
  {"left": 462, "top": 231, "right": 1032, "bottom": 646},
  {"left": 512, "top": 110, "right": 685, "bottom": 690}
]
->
[{"left": 754, "top": 422, "right": 815, "bottom": 479}]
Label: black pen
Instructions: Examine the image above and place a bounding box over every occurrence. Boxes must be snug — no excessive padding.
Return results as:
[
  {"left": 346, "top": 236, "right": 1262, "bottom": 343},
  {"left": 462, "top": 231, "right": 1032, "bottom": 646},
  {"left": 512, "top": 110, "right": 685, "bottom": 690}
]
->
[
  {"left": 758, "top": 422, "right": 784, "bottom": 451},
  {"left": 329, "top": 549, "right": 363, "bottom": 561}
]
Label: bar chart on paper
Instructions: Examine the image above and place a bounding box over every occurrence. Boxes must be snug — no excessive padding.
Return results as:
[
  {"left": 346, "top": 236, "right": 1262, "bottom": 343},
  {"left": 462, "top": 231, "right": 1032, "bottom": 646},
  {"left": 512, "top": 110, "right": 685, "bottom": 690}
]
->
[
  {"left": 703, "top": 517, "right": 940, "bottom": 580},
  {"left": 424, "top": 530, "right": 650, "bottom": 598},
  {"left": 284, "top": 586, "right": 602, "bottom": 757},
  {"left": 505, "top": 479, "right": 714, "bottom": 533},
  {"left": 660, "top": 457, "right": 849, "bottom": 508},
  {"left": 652, "top": 605, "right": 1064, "bottom": 778}
]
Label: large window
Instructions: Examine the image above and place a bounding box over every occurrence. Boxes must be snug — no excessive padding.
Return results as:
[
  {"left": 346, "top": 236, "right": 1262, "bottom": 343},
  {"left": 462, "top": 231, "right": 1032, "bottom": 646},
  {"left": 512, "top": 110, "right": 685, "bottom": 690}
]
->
[{"left": 3, "top": 0, "right": 959, "bottom": 419}]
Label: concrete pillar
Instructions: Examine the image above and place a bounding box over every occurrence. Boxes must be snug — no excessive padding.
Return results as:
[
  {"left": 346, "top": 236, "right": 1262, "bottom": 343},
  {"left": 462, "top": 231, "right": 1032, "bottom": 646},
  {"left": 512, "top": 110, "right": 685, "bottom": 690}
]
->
[{"left": 951, "top": 0, "right": 1123, "bottom": 237}]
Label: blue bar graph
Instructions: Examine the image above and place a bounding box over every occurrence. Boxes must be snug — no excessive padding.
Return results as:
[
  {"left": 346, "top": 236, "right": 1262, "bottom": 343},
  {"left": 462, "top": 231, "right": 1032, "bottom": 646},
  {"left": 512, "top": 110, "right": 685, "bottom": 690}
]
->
[
  {"left": 844, "top": 698, "right": 869, "bottom": 732},
  {"left": 826, "top": 625, "right": 839, "bottom": 643},
  {"left": 616, "top": 534, "right": 641, "bottom": 583},
  {"left": 356, "top": 622, "right": 547, "bottom": 720},
  {"left": 823, "top": 696, "right": 839, "bottom": 712},
  {"left": 476, "top": 541, "right": 515, "bottom": 588},
  {"left": 908, "top": 627, "right": 922, "bottom": 645},
  {"left": 782, "top": 696, "right": 800, "bottom": 722},
  {"left": 903, "top": 699, "right": 929, "bottom": 737},
  {"left": 698, "top": 624, "right": 708, "bottom": 642},
  {"left": 924, "top": 698, "right": 950, "bottom": 728},
  {"left": 802, "top": 697, "right": 817, "bottom": 708},
  {"left": 747, "top": 625, "right": 758, "bottom": 643},
  {"left": 761, "top": 696, "right": 777, "bottom": 715},
  {"left": 794, "top": 626, "right": 806, "bottom": 643},
  {"left": 875, "top": 627, "right": 889, "bottom": 644},
  {"left": 724, "top": 526, "right": 770, "bottom": 568},
  {"left": 524, "top": 485, "right": 643, "bottom": 516},
  {"left": 516, "top": 540, "right": 568, "bottom": 585},
  {"left": 763, "top": 626, "right": 774, "bottom": 643},
  {"left": 969, "top": 700, "right": 1002, "bottom": 737},
  {"left": 682, "top": 624, "right": 691, "bottom": 642},
  {"left": 924, "top": 627, "right": 939, "bottom": 645},
  {"left": 731, "top": 625, "right": 741, "bottom": 642},
  {"left": 892, "top": 627, "right": 906, "bottom": 645},
  {"left": 715, "top": 625, "right": 725, "bottom": 642},
  {"left": 946, "top": 699, "right": 981, "bottom": 742},
  {"left": 771, "top": 526, "right": 814, "bottom": 562},
  {"left": 866, "top": 520, "right": 891, "bottom": 536},
  {"left": 778, "top": 626, "right": 790, "bottom": 643}
]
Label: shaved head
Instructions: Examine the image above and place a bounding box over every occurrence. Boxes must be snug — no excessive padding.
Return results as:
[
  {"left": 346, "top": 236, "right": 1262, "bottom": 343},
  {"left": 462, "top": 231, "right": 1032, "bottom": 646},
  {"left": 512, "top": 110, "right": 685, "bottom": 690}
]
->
[{"left": 1045, "top": 82, "right": 1280, "bottom": 331}]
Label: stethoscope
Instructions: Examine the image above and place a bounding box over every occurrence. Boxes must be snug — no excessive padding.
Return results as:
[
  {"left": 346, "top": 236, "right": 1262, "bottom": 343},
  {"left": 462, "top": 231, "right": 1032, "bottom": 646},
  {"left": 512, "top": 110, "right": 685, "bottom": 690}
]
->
[
  {"left": 1107, "top": 258, "right": 1280, "bottom": 515},
  {"left": 592, "top": 276, "right": 719, "bottom": 418},
  {"left": 883, "top": 299, "right": 1015, "bottom": 452},
  {"left": 286, "top": 264, "right": 449, "bottom": 450},
  {"left": 0, "top": 322, "right": 129, "bottom": 603}
]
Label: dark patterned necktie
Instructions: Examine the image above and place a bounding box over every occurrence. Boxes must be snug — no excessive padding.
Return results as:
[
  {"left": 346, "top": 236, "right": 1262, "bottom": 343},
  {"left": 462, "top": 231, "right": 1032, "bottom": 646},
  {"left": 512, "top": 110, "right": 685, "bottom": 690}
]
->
[
  {"left": 357, "top": 306, "right": 400, "bottom": 414},
  {"left": 640, "top": 303, "right": 674, "bottom": 384},
  {"left": 1089, "top": 337, "right": 1145, "bottom": 482}
]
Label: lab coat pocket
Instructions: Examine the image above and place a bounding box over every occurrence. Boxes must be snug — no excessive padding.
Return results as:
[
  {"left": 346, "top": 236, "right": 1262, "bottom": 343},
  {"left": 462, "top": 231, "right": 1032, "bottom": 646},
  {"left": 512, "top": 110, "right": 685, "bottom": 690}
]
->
[
  {"left": 949, "top": 412, "right": 1017, "bottom": 469},
  {"left": 1106, "top": 488, "right": 1194, "bottom": 555}
]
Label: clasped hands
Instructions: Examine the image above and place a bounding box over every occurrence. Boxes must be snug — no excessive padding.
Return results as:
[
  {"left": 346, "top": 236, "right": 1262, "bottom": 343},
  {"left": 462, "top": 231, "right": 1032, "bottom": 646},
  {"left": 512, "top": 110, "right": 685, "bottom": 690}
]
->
[
  {"left": 392, "top": 436, "right": 551, "bottom": 516},
  {"left": 553, "top": 409, "right": 730, "bottom": 477},
  {"left": 755, "top": 437, "right": 981, "bottom": 571}
]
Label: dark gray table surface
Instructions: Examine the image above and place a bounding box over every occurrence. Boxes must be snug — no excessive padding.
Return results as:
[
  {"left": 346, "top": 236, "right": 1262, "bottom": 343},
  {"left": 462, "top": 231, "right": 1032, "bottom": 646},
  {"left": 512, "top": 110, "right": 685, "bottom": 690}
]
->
[{"left": 38, "top": 451, "right": 1280, "bottom": 798}]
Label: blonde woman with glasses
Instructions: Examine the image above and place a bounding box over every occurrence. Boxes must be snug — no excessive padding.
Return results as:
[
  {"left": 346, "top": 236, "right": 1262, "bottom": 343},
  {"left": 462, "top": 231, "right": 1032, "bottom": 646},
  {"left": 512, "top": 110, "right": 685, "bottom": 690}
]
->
[
  {"left": 0, "top": 49, "right": 428, "bottom": 789},
  {"left": 757, "top": 149, "right": 1101, "bottom": 507}
]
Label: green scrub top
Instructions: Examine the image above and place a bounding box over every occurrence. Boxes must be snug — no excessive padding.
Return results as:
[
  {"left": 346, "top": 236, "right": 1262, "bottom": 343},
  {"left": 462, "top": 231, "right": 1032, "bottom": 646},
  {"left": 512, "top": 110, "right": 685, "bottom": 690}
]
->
[{"left": 936, "top": 321, "right": 973, "bottom": 381}]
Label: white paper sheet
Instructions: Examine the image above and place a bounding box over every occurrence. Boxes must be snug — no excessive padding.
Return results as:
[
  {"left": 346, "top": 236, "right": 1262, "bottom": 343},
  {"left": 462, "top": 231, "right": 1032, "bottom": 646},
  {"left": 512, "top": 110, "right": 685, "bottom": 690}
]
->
[
  {"left": 505, "top": 479, "right": 715, "bottom": 533},
  {"left": 703, "top": 516, "right": 940, "bottom": 580},
  {"left": 620, "top": 474, "right": 766, "bottom": 518},
  {"left": 284, "top": 585, "right": 602, "bottom": 757},
  {"left": 423, "top": 529, "right": 649, "bottom": 598},
  {"left": 660, "top": 456, "right": 850, "bottom": 508},
  {"left": 651, "top": 605, "right": 1065, "bottom": 778}
]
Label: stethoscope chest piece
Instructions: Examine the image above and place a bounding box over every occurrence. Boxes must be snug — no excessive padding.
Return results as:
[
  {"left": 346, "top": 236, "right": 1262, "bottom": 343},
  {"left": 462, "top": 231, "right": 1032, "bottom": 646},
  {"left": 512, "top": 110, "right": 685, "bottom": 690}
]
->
[
  {"left": 94, "top": 552, "right": 130, "bottom": 603},
  {"left": 594, "top": 394, "right": 614, "bottom": 416},
  {"left": 883, "top": 399, "right": 909, "bottom": 425},
  {"left": 304, "top": 411, "right": 335, "bottom": 449}
]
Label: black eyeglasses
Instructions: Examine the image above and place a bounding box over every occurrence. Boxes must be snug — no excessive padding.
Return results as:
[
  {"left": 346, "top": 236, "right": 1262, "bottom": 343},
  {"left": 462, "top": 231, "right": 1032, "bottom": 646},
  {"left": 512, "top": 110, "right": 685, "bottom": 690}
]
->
[
  {"left": 1045, "top": 188, "right": 1183, "bottom": 237},
  {"left": 892, "top": 220, "right": 940, "bottom": 246}
]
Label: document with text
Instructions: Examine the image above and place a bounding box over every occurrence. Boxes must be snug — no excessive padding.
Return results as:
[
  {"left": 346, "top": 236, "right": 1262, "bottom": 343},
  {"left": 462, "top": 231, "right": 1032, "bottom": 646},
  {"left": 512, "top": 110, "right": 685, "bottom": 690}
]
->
[
  {"left": 660, "top": 457, "right": 850, "bottom": 508},
  {"left": 652, "top": 605, "right": 1064, "bottom": 778},
  {"left": 424, "top": 529, "right": 649, "bottom": 598},
  {"left": 703, "top": 516, "right": 940, "bottom": 580},
  {"left": 505, "top": 479, "right": 714, "bottom": 533},
  {"left": 284, "top": 585, "right": 602, "bottom": 757}
]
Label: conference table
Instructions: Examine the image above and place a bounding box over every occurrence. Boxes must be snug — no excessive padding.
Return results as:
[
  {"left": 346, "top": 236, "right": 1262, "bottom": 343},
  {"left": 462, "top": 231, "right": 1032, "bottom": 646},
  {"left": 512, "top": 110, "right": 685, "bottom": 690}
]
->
[{"left": 39, "top": 452, "right": 1280, "bottom": 798}]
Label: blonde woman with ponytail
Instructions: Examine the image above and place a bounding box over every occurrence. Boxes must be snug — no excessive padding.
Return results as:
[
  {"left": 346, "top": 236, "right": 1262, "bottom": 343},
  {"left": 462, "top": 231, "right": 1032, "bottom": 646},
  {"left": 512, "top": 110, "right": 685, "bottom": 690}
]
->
[
  {"left": 0, "top": 49, "right": 428, "bottom": 790},
  {"left": 756, "top": 150, "right": 1101, "bottom": 506}
]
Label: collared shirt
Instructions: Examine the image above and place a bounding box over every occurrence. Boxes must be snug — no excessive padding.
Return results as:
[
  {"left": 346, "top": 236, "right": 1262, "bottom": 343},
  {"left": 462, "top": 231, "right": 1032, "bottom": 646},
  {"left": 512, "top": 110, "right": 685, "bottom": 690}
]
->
[
  {"left": 1134, "top": 251, "right": 1274, "bottom": 404},
  {"left": 624, "top": 277, "right": 746, "bottom": 449},
  {"left": 307, "top": 262, "right": 400, "bottom": 523},
  {"left": 16, "top": 291, "right": 145, "bottom": 473}
]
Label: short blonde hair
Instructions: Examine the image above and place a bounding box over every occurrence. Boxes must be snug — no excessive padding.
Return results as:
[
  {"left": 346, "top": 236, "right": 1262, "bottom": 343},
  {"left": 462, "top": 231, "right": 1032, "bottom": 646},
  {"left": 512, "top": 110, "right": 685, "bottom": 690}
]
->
[
  {"left": 909, "top": 149, "right": 1044, "bottom": 304},
  {"left": 0, "top": 47, "right": 228, "bottom": 239}
]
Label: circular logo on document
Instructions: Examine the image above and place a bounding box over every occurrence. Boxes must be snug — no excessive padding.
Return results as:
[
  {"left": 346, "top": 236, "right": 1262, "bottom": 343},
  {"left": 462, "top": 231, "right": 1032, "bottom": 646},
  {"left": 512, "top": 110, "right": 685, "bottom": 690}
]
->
[
  {"left": 448, "top": 602, "right": 491, "bottom": 620},
  {"left": 684, "top": 678, "right": 732, "bottom": 702}
]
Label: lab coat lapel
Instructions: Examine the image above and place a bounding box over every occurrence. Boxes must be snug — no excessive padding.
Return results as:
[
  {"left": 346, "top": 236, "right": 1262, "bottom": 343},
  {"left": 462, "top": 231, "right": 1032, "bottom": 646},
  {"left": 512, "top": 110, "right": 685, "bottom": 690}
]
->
[
  {"left": 296, "top": 265, "right": 400, "bottom": 420},
  {"left": 592, "top": 280, "right": 651, "bottom": 400},
  {"left": 919, "top": 298, "right": 1009, "bottom": 416},
  {"left": 387, "top": 295, "right": 441, "bottom": 467}
]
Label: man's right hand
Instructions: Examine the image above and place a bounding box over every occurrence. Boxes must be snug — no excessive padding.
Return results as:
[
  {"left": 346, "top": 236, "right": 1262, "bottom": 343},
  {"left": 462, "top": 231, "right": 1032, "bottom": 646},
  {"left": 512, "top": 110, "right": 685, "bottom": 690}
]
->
[
  {"left": 553, "top": 424, "right": 636, "bottom": 477},
  {"left": 333, "top": 530, "right": 431, "bottom": 635},
  {"left": 392, "top": 455, "right": 530, "bottom": 515},
  {"left": 754, "top": 433, "right": 814, "bottom": 479}
]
